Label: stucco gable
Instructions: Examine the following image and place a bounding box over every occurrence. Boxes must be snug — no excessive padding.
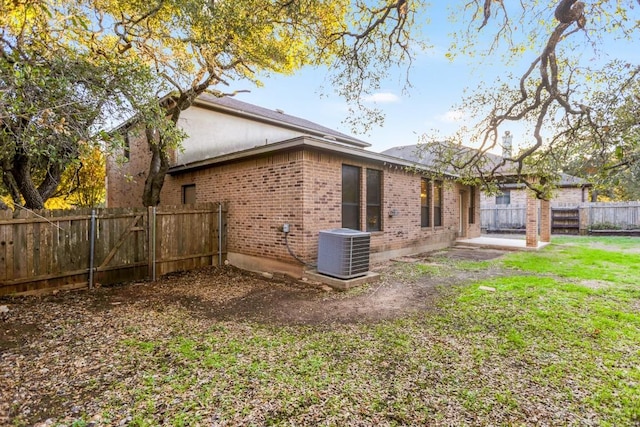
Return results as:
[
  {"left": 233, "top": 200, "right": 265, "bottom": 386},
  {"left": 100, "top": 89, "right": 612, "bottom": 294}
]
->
[{"left": 173, "top": 95, "right": 370, "bottom": 166}]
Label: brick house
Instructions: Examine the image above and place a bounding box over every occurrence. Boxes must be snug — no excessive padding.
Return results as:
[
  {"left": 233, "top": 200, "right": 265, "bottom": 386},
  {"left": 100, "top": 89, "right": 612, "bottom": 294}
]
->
[
  {"left": 381, "top": 143, "right": 591, "bottom": 245},
  {"left": 106, "top": 95, "right": 481, "bottom": 276},
  {"left": 480, "top": 173, "right": 590, "bottom": 208}
]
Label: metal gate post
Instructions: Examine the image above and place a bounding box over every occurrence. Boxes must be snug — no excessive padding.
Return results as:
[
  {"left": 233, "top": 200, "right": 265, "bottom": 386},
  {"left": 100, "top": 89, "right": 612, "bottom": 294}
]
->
[{"left": 88, "top": 209, "right": 96, "bottom": 289}]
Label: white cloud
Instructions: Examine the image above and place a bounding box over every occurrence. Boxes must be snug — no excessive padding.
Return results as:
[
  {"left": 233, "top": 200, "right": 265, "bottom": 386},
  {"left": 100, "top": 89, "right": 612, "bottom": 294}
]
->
[
  {"left": 363, "top": 92, "right": 401, "bottom": 104},
  {"left": 435, "top": 110, "right": 464, "bottom": 123}
]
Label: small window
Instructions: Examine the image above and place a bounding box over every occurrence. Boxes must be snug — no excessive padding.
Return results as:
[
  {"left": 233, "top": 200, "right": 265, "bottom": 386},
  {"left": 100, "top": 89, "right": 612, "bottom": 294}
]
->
[
  {"left": 433, "top": 181, "right": 443, "bottom": 227},
  {"left": 342, "top": 165, "right": 361, "bottom": 229},
  {"left": 469, "top": 186, "right": 476, "bottom": 224},
  {"left": 366, "top": 169, "right": 382, "bottom": 232},
  {"left": 496, "top": 190, "right": 511, "bottom": 205},
  {"left": 421, "top": 178, "right": 430, "bottom": 227},
  {"left": 123, "top": 130, "right": 131, "bottom": 161},
  {"left": 182, "top": 184, "right": 196, "bottom": 204}
]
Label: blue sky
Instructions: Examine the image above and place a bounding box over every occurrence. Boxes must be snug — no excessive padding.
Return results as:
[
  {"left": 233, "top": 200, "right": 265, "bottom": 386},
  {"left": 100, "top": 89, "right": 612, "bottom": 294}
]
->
[
  {"left": 229, "top": 2, "right": 481, "bottom": 153},
  {"left": 229, "top": 3, "right": 637, "bottom": 155}
]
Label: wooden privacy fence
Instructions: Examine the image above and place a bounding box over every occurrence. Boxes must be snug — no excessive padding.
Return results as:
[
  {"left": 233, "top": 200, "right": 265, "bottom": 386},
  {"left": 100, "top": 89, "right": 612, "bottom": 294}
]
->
[
  {"left": 481, "top": 201, "right": 640, "bottom": 234},
  {"left": 0, "top": 203, "right": 227, "bottom": 296},
  {"left": 481, "top": 205, "right": 528, "bottom": 232},
  {"left": 588, "top": 202, "right": 640, "bottom": 230}
]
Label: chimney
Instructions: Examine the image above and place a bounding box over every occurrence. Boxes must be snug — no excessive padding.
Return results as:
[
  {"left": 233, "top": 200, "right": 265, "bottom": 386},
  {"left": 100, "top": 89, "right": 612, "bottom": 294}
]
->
[{"left": 502, "top": 131, "right": 513, "bottom": 159}]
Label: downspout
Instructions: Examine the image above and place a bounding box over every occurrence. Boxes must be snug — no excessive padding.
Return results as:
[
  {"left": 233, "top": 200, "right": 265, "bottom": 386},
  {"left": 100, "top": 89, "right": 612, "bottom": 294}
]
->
[{"left": 218, "top": 202, "right": 222, "bottom": 266}]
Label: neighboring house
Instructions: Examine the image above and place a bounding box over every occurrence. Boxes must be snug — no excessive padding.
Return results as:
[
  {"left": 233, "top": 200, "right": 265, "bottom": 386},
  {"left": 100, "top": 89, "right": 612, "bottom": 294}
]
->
[
  {"left": 381, "top": 142, "right": 591, "bottom": 209},
  {"left": 381, "top": 141, "right": 593, "bottom": 241},
  {"left": 106, "top": 95, "right": 481, "bottom": 276},
  {"left": 480, "top": 173, "right": 591, "bottom": 208}
]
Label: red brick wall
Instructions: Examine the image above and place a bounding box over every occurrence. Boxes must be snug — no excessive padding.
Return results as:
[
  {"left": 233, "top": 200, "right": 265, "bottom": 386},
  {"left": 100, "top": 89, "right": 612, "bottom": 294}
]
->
[
  {"left": 105, "top": 126, "right": 152, "bottom": 208},
  {"left": 162, "top": 151, "right": 306, "bottom": 262},
  {"left": 159, "top": 148, "right": 480, "bottom": 271},
  {"left": 481, "top": 186, "right": 585, "bottom": 207}
]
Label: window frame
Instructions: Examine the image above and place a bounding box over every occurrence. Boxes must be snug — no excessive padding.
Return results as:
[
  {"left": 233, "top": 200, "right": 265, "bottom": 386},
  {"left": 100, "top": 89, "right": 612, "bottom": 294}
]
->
[
  {"left": 469, "top": 186, "right": 476, "bottom": 224},
  {"left": 122, "top": 130, "right": 131, "bottom": 162},
  {"left": 366, "top": 169, "right": 382, "bottom": 232},
  {"left": 496, "top": 189, "right": 511, "bottom": 205},
  {"left": 182, "top": 184, "right": 196, "bottom": 205},
  {"left": 342, "top": 164, "right": 361, "bottom": 230},
  {"left": 433, "top": 180, "right": 443, "bottom": 227},
  {"left": 421, "top": 178, "right": 431, "bottom": 228}
]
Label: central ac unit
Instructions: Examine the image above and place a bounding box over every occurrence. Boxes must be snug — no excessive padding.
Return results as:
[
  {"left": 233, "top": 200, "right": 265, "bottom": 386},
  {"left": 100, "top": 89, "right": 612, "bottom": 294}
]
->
[{"left": 317, "top": 229, "right": 370, "bottom": 279}]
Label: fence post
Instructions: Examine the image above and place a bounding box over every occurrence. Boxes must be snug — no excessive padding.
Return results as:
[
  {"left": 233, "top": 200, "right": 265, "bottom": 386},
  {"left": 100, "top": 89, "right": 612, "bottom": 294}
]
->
[
  {"left": 88, "top": 209, "right": 96, "bottom": 289},
  {"left": 218, "top": 202, "right": 223, "bottom": 267},
  {"left": 148, "top": 206, "right": 157, "bottom": 281}
]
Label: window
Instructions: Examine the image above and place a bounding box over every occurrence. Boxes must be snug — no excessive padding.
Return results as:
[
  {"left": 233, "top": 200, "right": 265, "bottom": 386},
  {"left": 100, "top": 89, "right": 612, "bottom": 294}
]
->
[
  {"left": 182, "top": 184, "right": 196, "bottom": 204},
  {"left": 342, "top": 165, "right": 360, "bottom": 229},
  {"left": 366, "top": 169, "right": 382, "bottom": 231},
  {"left": 496, "top": 190, "right": 511, "bottom": 205},
  {"left": 433, "top": 180, "right": 443, "bottom": 227},
  {"left": 469, "top": 186, "right": 476, "bottom": 224},
  {"left": 123, "top": 130, "right": 131, "bottom": 161},
  {"left": 421, "top": 178, "right": 430, "bottom": 227}
]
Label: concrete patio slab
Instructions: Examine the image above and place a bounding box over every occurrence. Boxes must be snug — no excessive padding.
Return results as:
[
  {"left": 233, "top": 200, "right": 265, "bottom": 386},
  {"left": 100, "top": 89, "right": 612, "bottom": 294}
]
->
[
  {"left": 304, "top": 270, "right": 380, "bottom": 291},
  {"left": 456, "top": 236, "right": 550, "bottom": 251}
]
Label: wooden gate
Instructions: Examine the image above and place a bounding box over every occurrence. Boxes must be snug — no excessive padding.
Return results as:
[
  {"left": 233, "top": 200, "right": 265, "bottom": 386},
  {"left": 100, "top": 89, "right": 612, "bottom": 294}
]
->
[
  {"left": 0, "top": 203, "right": 227, "bottom": 296},
  {"left": 551, "top": 208, "right": 580, "bottom": 235}
]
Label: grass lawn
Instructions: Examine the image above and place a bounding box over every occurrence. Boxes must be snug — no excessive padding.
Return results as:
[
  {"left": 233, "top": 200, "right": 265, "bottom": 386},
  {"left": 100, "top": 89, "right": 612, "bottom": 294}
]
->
[{"left": 4, "top": 236, "right": 639, "bottom": 426}]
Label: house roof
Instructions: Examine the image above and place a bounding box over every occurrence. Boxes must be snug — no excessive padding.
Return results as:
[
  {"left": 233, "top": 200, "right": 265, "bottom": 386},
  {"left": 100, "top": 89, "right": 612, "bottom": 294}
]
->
[
  {"left": 169, "top": 135, "right": 457, "bottom": 177},
  {"left": 194, "top": 94, "right": 370, "bottom": 148},
  {"left": 382, "top": 144, "right": 591, "bottom": 187},
  {"left": 381, "top": 144, "right": 438, "bottom": 165}
]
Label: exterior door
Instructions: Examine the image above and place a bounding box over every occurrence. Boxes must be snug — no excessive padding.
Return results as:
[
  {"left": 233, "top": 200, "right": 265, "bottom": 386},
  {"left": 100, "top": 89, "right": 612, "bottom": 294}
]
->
[{"left": 458, "top": 191, "right": 467, "bottom": 237}]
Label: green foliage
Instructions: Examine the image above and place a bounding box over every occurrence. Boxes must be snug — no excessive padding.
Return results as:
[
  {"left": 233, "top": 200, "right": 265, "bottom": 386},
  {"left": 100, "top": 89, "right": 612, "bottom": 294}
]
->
[
  {"left": 3, "top": 0, "right": 639, "bottom": 206},
  {"left": 2, "top": 0, "right": 422, "bottom": 206},
  {"left": 590, "top": 222, "right": 622, "bottom": 231},
  {"left": 0, "top": 2, "right": 168, "bottom": 208}
]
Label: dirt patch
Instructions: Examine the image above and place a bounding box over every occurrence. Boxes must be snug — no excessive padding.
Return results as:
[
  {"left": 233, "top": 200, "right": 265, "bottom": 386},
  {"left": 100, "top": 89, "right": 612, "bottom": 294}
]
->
[
  {"left": 578, "top": 279, "right": 612, "bottom": 290},
  {"left": 0, "top": 248, "right": 509, "bottom": 347},
  {"left": 1, "top": 247, "right": 509, "bottom": 331}
]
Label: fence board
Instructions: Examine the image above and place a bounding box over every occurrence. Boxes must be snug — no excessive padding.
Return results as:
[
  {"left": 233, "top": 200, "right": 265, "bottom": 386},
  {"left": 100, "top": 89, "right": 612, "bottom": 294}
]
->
[
  {"left": 0, "top": 202, "right": 227, "bottom": 296},
  {"left": 154, "top": 204, "right": 222, "bottom": 277}
]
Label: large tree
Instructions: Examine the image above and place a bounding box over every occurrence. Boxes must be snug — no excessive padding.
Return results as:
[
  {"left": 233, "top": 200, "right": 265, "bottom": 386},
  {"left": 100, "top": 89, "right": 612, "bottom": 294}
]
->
[
  {"left": 419, "top": 0, "right": 640, "bottom": 199},
  {"left": 59, "top": 0, "right": 424, "bottom": 206},
  {"left": 564, "top": 80, "right": 640, "bottom": 201},
  {"left": 1, "top": 2, "right": 168, "bottom": 209},
  {"left": 2, "top": 0, "right": 422, "bottom": 207}
]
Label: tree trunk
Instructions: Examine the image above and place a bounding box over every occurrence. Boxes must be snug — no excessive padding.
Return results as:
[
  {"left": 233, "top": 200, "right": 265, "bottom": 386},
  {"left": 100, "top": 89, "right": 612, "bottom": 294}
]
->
[
  {"left": 2, "top": 168, "right": 22, "bottom": 207},
  {"left": 37, "top": 162, "right": 65, "bottom": 202},
  {"left": 139, "top": 88, "right": 213, "bottom": 207},
  {"left": 10, "top": 154, "right": 45, "bottom": 209},
  {"left": 142, "top": 127, "right": 170, "bottom": 207}
]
